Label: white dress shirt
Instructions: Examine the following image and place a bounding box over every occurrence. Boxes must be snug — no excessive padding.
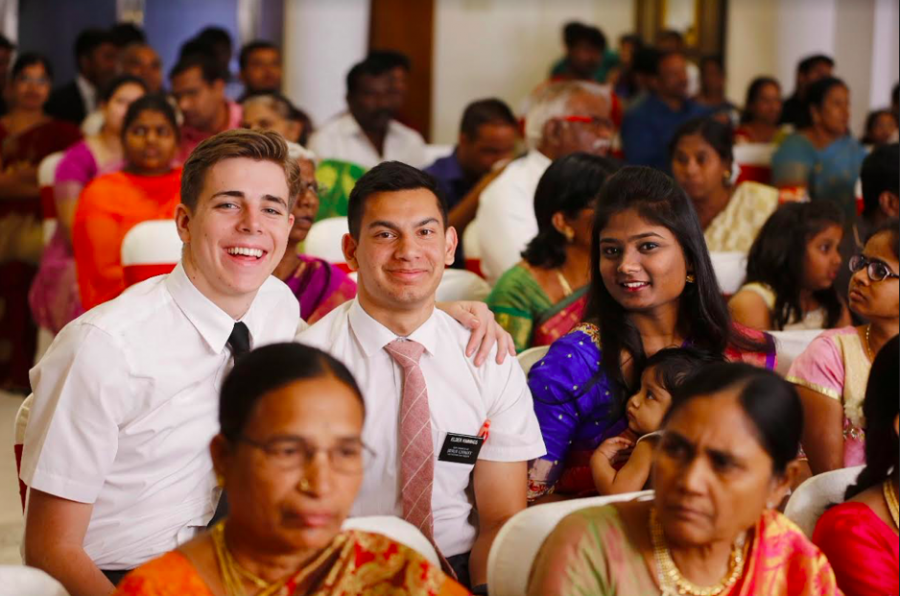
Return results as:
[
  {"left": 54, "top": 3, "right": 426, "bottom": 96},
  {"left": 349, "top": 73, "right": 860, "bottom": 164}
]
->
[
  {"left": 309, "top": 112, "right": 427, "bottom": 169},
  {"left": 297, "top": 299, "right": 545, "bottom": 557},
  {"left": 20, "top": 263, "right": 301, "bottom": 569},
  {"left": 75, "top": 74, "right": 98, "bottom": 114},
  {"left": 473, "top": 150, "right": 552, "bottom": 284}
]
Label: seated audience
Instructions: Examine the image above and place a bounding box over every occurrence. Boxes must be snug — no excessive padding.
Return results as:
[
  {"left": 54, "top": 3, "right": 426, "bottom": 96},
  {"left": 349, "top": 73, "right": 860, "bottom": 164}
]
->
[
  {"left": 529, "top": 363, "right": 842, "bottom": 596},
  {"left": 527, "top": 167, "right": 775, "bottom": 501},
  {"left": 694, "top": 55, "right": 738, "bottom": 124},
  {"left": 170, "top": 54, "right": 243, "bottom": 162},
  {"left": 309, "top": 58, "right": 426, "bottom": 169},
  {"left": 735, "top": 76, "right": 785, "bottom": 144},
  {"left": 367, "top": 50, "right": 413, "bottom": 127},
  {"left": 549, "top": 22, "right": 609, "bottom": 83},
  {"left": 73, "top": 94, "right": 181, "bottom": 310},
  {"left": 238, "top": 40, "right": 282, "bottom": 98},
  {"left": 856, "top": 142, "right": 899, "bottom": 245},
  {"left": 655, "top": 29, "right": 700, "bottom": 95},
  {"left": 475, "top": 81, "right": 614, "bottom": 283},
  {"left": 487, "top": 153, "right": 617, "bottom": 352},
  {"left": 114, "top": 343, "right": 469, "bottom": 596},
  {"left": 670, "top": 117, "right": 779, "bottom": 252},
  {"left": 46, "top": 28, "right": 119, "bottom": 126},
  {"left": 621, "top": 50, "right": 711, "bottom": 171},
  {"left": 297, "top": 162, "right": 545, "bottom": 591},
  {"left": 120, "top": 42, "right": 164, "bottom": 93},
  {"left": 30, "top": 75, "right": 147, "bottom": 334},
  {"left": 22, "top": 130, "right": 304, "bottom": 595},
  {"left": 272, "top": 152, "right": 358, "bottom": 324},
  {"left": 780, "top": 54, "right": 834, "bottom": 130},
  {"left": 0, "top": 53, "right": 82, "bottom": 391},
  {"left": 730, "top": 202, "right": 850, "bottom": 332},
  {"left": 861, "top": 108, "right": 898, "bottom": 147},
  {"left": 772, "top": 76, "right": 866, "bottom": 222},
  {"left": 240, "top": 92, "right": 303, "bottom": 146},
  {"left": 813, "top": 335, "right": 899, "bottom": 596},
  {"left": 788, "top": 220, "right": 899, "bottom": 474},
  {"left": 590, "top": 347, "right": 722, "bottom": 495}
]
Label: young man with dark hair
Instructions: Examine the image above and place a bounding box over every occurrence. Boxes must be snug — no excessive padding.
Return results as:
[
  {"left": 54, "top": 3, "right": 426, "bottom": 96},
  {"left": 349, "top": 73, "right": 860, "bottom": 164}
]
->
[
  {"left": 46, "top": 28, "right": 120, "bottom": 124},
  {"left": 239, "top": 40, "right": 282, "bottom": 97},
  {"left": 298, "top": 161, "right": 544, "bottom": 593},
  {"left": 170, "top": 54, "right": 242, "bottom": 162},
  {"left": 309, "top": 57, "right": 426, "bottom": 168},
  {"left": 780, "top": 54, "right": 835, "bottom": 129}
]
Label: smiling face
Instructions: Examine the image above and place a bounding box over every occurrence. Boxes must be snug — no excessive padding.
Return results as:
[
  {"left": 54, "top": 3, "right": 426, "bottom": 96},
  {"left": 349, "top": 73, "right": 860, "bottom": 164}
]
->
[
  {"left": 343, "top": 188, "right": 456, "bottom": 317},
  {"left": 123, "top": 109, "right": 178, "bottom": 175},
  {"left": 802, "top": 224, "right": 843, "bottom": 293},
  {"left": 176, "top": 157, "right": 294, "bottom": 316},
  {"left": 627, "top": 365, "right": 673, "bottom": 435},
  {"left": 598, "top": 208, "right": 689, "bottom": 314},
  {"left": 848, "top": 231, "right": 900, "bottom": 321},
  {"left": 671, "top": 133, "right": 730, "bottom": 205},
  {"left": 653, "top": 391, "right": 787, "bottom": 547},
  {"left": 215, "top": 376, "right": 365, "bottom": 553}
]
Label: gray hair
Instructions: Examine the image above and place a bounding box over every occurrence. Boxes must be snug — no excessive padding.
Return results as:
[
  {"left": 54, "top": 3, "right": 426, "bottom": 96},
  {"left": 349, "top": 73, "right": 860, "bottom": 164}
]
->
[{"left": 523, "top": 81, "right": 611, "bottom": 147}]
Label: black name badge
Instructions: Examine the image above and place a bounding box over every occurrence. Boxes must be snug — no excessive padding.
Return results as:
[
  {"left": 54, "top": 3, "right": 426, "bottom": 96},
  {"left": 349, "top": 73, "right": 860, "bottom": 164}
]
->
[{"left": 438, "top": 433, "right": 485, "bottom": 465}]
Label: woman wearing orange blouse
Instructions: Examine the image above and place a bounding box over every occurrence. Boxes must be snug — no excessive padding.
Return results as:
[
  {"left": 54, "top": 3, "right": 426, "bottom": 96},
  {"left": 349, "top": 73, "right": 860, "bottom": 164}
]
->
[{"left": 73, "top": 94, "right": 181, "bottom": 310}]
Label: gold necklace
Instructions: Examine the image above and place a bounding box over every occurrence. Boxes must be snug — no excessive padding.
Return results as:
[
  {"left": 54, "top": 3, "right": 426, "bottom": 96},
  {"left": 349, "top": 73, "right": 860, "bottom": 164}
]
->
[
  {"left": 884, "top": 479, "right": 900, "bottom": 529},
  {"left": 556, "top": 269, "right": 573, "bottom": 297},
  {"left": 211, "top": 522, "right": 289, "bottom": 596},
  {"left": 650, "top": 508, "right": 746, "bottom": 596},
  {"left": 865, "top": 324, "right": 875, "bottom": 360}
]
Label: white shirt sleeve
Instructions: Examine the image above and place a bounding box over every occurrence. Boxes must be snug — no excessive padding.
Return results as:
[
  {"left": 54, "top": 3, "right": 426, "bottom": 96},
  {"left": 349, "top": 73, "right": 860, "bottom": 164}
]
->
[
  {"left": 477, "top": 178, "right": 535, "bottom": 285},
  {"left": 478, "top": 358, "right": 546, "bottom": 462},
  {"left": 21, "top": 324, "right": 136, "bottom": 503}
]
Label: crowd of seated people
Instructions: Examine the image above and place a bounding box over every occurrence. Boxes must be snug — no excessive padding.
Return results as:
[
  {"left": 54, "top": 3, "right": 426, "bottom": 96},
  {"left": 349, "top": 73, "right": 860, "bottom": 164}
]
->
[{"left": 4, "top": 16, "right": 899, "bottom": 596}]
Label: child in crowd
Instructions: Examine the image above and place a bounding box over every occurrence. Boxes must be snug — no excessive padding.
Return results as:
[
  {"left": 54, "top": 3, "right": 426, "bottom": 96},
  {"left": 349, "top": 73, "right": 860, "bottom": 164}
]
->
[
  {"left": 590, "top": 347, "right": 722, "bottom": 495},
  {"left": 729, "top": 201, "right": 851, "bottom": 332}
]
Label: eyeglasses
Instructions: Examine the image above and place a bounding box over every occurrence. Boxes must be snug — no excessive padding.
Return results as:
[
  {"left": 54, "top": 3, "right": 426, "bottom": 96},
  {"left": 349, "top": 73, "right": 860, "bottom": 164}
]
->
[
  {"left": 561, "top": 114, "right": 614, "bottom": 132},
  {"left": 236, "top": 435, "right": 374, "bottom": 474},
  {"left": 299, "top": 180, "right": 319, "bottom": 195},
  {"left": 849, "top": 255, "right": 900, "bottom": 282}
]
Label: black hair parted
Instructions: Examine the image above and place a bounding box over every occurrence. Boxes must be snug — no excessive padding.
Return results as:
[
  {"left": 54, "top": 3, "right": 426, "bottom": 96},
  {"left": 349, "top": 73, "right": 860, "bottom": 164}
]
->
[
  {"left": 122, "top": 93, "right": 179, "bottom": 141},
  {"left": 347, "top": 161, "right": 447, "bottom": 240},
  {"left": 11, "top": 52, "right": 53, "bottom": 81}
]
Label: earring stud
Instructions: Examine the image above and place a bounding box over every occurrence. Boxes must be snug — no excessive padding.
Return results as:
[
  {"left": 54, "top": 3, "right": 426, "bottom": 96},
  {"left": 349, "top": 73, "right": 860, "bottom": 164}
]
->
[{"left": 685, "top": 274, "right": 695, "bottom": 283}]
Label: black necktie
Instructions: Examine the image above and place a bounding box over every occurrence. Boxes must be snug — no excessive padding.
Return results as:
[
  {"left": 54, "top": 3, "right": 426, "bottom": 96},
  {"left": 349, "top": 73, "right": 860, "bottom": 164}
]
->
[{"left": 227, "top": 322, "right": 251, "bottom": 360}]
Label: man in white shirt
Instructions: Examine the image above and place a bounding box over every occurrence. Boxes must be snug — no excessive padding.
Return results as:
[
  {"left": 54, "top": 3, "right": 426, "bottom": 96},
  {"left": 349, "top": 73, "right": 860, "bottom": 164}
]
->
[
  {"left": 21, "top": 130, "right": 302, "bottom": 596},
  {"left": 309, "top": 58, "right": 427, "bottom": 169},
  {"left": 297, "top": 161, "right": 546, "bottom": 592},
  {"left": 474, "top": 81, "right": 614, "bottom": 283}
]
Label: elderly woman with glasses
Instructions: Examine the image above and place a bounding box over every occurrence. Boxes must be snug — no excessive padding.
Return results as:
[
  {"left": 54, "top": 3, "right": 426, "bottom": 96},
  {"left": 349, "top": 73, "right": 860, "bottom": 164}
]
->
[
  {"left": 788, "top": 219, "right": 900, "bottom": 474},
  {"left": 115, "top": 343, "right": 469, "bottom": 595}
]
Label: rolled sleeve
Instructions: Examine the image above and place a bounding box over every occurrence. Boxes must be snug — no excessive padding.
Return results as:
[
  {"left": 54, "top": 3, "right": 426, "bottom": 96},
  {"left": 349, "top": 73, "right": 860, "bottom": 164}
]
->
[
  {"left": 21, "top": 323, "right": 133, "bottom": 503},
  {"left": 478, "top": 359, "right": 546, "bottom": 462}
]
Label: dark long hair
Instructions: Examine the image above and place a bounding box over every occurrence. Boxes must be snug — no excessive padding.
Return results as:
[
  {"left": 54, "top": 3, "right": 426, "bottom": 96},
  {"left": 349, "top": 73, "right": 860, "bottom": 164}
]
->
[
  {"left": 583, "top": 166, "right": 767, "bottom": 404},
  {"left": 521, "top": 153, "right": 619, "bottom": 269},
  {"left": 845, "top": 335, "right": 899, "bottom": 500},
  {"left": 740, "top": 77, "right": 780, "bottom": 125},
  {"left": 743, "top": 202, "right": 845, "bottom": 330}
]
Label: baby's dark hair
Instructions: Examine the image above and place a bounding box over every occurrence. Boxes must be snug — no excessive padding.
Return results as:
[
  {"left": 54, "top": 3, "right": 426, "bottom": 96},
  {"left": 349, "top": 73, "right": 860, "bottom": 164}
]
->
[{"left": 642, "top": 347, "right": 727, "bottom": 406}]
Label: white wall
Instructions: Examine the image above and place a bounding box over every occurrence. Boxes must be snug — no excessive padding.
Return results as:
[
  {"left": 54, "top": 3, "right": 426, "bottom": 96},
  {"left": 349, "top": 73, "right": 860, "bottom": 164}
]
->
[{"left": 431, "top": 0, "right": 634, "bottom": 144}]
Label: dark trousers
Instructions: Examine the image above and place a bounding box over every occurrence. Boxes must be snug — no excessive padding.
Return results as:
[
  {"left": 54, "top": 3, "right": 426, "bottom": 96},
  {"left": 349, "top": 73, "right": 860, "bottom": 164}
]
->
[
  {"left": 101, "top": 569, "right": 131, "bottom": 586},
  {"left": 446, "top": 552, "right": 472, "bottom": 589}
]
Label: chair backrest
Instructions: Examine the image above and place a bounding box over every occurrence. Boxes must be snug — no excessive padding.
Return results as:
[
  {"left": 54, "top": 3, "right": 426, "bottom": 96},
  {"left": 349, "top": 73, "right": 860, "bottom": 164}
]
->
[
  {"left": 304, "top": 216, "right": 350, "bottom": 268},
  {"left": 0, "top": 566, "right": 70, "bottom": 595},
  {"left": 709, "top": 251, "right": 747, "bottom": 296},
  {"left": 120, "top": 220, "right": 182, "bottom": 287},
  {"left": 38, "top": 151, "right": 65, "bottom": 245},
  {"left": 487, "top": 490, "right": 654, "bottom": 596},
  {"left": 784, "top": 465, "right": 864, "bottom": 537},
  {"left": 462, "top": 219, "right": 484, "bottom": 278},
  {"left": 733, "top": 143, "right": 775, "bottom": 185},
  {"left": 341, "top": 515, "right": 439, "bottom": 566},
  {"left": 435, "top": 268, "right": 492, "bottom": 302},
  {"left": 517, "top": 345, "right": 551, "bottom": 375},
  {"left": 14, "top": 394, "right": 34, "bottom": 511},
  {"left": 769, "top": 329, "right": 823, "bottom": 377}
]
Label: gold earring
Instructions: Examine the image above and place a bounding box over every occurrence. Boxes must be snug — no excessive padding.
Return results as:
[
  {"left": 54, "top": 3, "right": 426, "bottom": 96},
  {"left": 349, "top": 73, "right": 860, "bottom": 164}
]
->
[
  {"left": 564, "top": 229, "right": 575, "bottom": 243},
  {"left": 299, "top": 478, "right": 311, "bottom": 492},
  {"left": 216, "top": 474, "right": 225, "bottom": 488},
  {"left": 686, "top": 274, "right": 695, "bottom": 283}
]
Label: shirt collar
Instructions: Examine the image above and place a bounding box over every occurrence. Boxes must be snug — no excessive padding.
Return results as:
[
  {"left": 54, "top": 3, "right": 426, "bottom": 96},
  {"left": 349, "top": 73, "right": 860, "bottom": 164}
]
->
[
  {"left": 165, "top": 261, "right": 262, "bottom": 354},
  {"left": 75, "top": 74, "right": 97, "bottom": 111},
  {"left": 348, "top": 298, "right": 438, "bottom": 358}
]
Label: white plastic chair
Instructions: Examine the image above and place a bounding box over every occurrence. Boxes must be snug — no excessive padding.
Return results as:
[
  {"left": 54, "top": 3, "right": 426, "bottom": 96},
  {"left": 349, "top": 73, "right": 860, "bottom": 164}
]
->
[
  {"left": 769, "top": 329, "right": 823, "bottom": 377},
  {"left": 435, "top": 268, "right": 492, "bottom": 302},
  {"left": 784, "top": 466, "right": 864, "bottom": 537},
  {"left": 517, "top": 345, "right": 550, "bottom": 375},
  {"left": 487, "top": 490, "right": 654, "bottom": 596},
  {"left": 120, "top": 220, "right": 182, "bottom": 287},
  {"left": 37, "top": 151, "right": 65, "bottom": 245},
  {"left": 709, "top": 251, "right": 747, "bottom": 296},
  {"left": 0, "top": 566, "right": 70, "bottom": 595},
  {"left": 342, "top": 515, "right": 439, "bottom": 565},
  {"left": 304, "top": 216, "right": 349, "bottom": 265}
]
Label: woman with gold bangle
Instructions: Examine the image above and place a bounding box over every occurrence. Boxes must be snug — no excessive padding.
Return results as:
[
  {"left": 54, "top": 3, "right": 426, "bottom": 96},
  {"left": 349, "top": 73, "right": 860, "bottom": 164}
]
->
[
  {"left": 813, "top": 335, "right": 899, "bottom": 596},
  {"left": 114, "top": 343, "right": 469, "bottom": 596},
  {"left": 528, "top": 362, "right": 842, "bottom": 596}
]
